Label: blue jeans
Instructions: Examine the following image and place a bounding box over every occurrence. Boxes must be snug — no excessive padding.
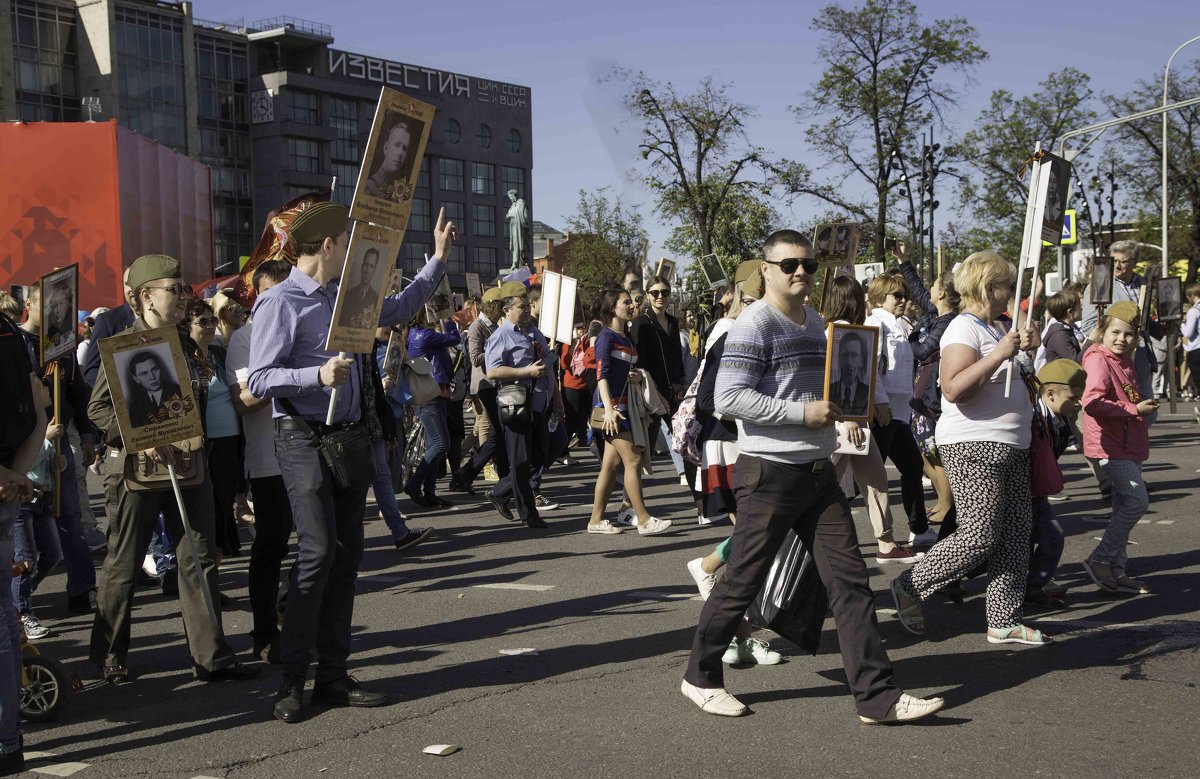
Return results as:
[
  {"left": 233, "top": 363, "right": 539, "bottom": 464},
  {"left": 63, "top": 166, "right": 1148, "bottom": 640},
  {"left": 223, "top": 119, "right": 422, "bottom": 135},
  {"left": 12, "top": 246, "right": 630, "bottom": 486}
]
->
[
  {"left": 12, "top": 495, "right": 62, "bottom": 615},
  {"left": 406, "top": 397, "right": 449, "bottom": 498},
  {"left": 0, "top": 504, "right": 22, "bottom": 754},
  {"left": 372, "top": 440, "right": 410, "bottom": 541},
  {"left": 49, "top": 445, "right": 96, "bottom": 597},
  {"left": 1090, "top": 458, "right": 1148, "bottom": 578}
]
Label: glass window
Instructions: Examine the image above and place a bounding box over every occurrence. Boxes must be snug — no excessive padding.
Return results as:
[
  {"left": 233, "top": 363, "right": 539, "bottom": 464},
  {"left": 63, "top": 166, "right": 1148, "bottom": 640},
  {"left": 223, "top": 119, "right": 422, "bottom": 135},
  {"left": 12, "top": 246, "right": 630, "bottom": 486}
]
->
[
  {"left": 287, "top": 89, "right": 319, "bottom": 125},
  {"left": 417, "top": 158, "right": 430, "bottom": 190},
  {"left": 332, "top": 161, "right": 357, "bottom": 205},
  {"left": 502, "top": 166, "right": 525, "bottom": 198},
  {"left": 471, "top": 246, "right": 496, "bottom": 277},
  {"left": 507, "top": 128, "right": 522, "bottom": 153},
  {"left": 329, "top": 97, "right": 358, "bottom": 160},
  {"left": 114, "top": 5, "right": 186, "bottom": 149},
  {"left": 471, "top": 162, "right": 495, "bottom": 196},
  {"left": 476, "top": 123, "right": 492, "bottom": 148},
  {"left": 442, "top": 201, "right": 466, "bottom": 234},
  {"left": 11, "top": 0, "right": 80, "bottom": 121},
  {"left": 448, "top": 245, "right": 466, "bottom": 274},
  {"left": 472, "top": 204, "right": 496, "bottom": 237},
  {"left": 409, "top": 198, "right": 431, "bottom": 232},
  {"left": 286, "top": 138, "right": 321, "bottom": 173},
  {"left": 439, "top": 159, "right": 464, "bottom": 191},
  {"left": 443, "top": 118, "right": 461, "bottom": 144},
  {"left": 404, "top": 241, "right": 432, "bottom": 272}
]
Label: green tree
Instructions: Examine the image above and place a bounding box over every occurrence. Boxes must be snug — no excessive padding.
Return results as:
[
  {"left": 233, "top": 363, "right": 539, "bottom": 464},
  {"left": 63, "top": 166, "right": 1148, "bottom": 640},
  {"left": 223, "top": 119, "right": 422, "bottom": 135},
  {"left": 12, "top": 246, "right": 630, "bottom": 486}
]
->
[
  {"left": 794, "top": 0, "right": 986, "bottom": 261},
  {"left": 666, "top": 189, "right": 779, "bottom": 291},
  {"left": 561, "top": 187, "right": 647, "bottom": 303},
  {"left": 952, "top": 68, "right": 1096, "bottom": 263}
]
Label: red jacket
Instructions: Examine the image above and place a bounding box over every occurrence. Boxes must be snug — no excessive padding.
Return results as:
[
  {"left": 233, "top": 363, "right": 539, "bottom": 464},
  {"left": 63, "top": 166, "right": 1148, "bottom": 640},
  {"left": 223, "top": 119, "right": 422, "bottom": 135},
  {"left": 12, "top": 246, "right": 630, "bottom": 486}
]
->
[
  {"left": 560, "top": 339, "right": 594, "bottom": 392},
  {"left": 1081, "top": 344, "right": 1149, "bottom": 462}
]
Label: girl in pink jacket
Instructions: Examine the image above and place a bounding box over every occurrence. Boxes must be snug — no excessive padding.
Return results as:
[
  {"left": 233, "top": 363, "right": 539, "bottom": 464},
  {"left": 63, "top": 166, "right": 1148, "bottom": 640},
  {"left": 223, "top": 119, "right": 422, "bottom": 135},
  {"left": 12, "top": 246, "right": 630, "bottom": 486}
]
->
[{"left": 1080, "top": 302, "right": 1158, "bottom": 595}]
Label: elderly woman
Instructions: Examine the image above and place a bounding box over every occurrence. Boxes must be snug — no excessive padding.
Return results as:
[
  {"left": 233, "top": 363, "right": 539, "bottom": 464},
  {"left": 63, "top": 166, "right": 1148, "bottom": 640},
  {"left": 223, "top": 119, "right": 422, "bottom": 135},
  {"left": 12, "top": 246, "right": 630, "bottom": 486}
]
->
[
  {"left": 890, "top": 251, "right": 1046, "bottom": 646},
  {"left": 88, "top": 254, "right": 256, "bottom": 683}
]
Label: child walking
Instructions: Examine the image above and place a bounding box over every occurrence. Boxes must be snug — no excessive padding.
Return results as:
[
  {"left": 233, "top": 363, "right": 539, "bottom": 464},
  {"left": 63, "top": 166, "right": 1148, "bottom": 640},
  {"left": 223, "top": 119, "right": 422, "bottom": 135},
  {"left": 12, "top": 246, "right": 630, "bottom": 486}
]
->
[{"left": 1080, "top": 301, "right": 1157, "bottom": 595}]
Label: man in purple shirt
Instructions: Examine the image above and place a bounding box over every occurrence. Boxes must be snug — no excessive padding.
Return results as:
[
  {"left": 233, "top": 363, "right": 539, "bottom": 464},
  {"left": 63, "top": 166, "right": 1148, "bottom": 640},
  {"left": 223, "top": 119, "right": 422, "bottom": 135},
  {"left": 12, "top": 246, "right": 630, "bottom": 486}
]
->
[{"left": 248, "top": 203, "right": 456, "bottom": 723}]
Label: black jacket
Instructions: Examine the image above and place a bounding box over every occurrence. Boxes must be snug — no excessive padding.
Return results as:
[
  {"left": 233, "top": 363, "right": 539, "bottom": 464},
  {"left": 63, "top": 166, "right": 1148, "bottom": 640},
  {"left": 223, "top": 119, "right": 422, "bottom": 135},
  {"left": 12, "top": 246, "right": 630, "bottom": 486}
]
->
[{"left": 629, "top": 311, "right": 683, "bottom": 408}]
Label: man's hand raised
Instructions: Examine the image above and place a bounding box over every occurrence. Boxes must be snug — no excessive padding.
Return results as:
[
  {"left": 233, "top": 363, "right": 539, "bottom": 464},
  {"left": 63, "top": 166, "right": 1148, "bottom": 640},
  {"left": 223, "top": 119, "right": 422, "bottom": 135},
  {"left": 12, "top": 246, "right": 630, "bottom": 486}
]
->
[{"left": 433, "top": 207, "right": 459, "bottom": 261}]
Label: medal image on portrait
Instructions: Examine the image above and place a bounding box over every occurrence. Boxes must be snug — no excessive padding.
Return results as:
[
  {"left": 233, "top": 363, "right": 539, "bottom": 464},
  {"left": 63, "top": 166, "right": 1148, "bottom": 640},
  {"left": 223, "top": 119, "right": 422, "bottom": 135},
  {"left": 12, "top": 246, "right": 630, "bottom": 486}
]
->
[
  {"left": 38, "top": 263, "right": 79, "bottom": 365},
  {"left": 823, "top": 322, "right": 879, "bottom": 424},
  {"left": 349, "top": 87, "right": 436, "bottom": 233},
  {"left": 327, "top": 223, "right": 405, "bottom": 354},
  {"left": 99, "top": 325, "right": 204, "bottom": 453},
  {"left": 813, "top": 223, "right": 862, "bottom": 266}
]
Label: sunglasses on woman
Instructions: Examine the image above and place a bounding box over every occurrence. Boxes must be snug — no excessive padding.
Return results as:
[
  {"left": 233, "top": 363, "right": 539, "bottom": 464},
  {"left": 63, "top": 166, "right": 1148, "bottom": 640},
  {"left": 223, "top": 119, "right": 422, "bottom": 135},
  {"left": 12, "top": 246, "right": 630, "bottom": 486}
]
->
[
  {"left": 146, "top": 283, "right": 187, "bottom": 296},
  {"left": 647, "top": 289, "right": 671, "bottom": 299},
  {"left": 764, "top": 257, "right": 819, "bottom": 275}
]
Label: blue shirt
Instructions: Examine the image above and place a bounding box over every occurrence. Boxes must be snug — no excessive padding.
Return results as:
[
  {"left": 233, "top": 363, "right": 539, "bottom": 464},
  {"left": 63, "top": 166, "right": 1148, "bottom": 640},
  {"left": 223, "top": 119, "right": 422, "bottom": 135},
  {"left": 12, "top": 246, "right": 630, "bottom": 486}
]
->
[
  {"left": 247, "top": 256, "right": 445, "bottom": 422},
  {"left": 205, "top": 371, "right": 241, "bottom": 438},
  {"left": 484, "top": 320, "right": 555, "bottom": 413}
]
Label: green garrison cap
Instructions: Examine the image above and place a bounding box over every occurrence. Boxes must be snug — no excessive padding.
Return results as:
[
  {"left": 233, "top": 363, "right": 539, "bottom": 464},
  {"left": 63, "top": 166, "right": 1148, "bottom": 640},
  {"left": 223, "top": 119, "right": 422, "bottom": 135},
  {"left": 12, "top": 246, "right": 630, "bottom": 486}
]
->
[
  {"left": 733, "top": 259, "right": 759, "bottom": 286},
  {"left": 1037, "top": 359, "right": 1087, "bottom": 391},
  {"left": 481, "top": 286, "right": 504, "bottom": 303},
  {"left": 1105, "top": 301, "right": 1139, "bottom": 326},
  {"left": 498, "top": 281, "right": 527, "bottom": 299},
  {"left": 127, "top": 254, "right": 182, "bottom": 291},
  {"left": 733, "top": 260, "right": 764, "bottom": 298},
  {"left": 289, "top": 202, "right": 350, "bottom": 246}
]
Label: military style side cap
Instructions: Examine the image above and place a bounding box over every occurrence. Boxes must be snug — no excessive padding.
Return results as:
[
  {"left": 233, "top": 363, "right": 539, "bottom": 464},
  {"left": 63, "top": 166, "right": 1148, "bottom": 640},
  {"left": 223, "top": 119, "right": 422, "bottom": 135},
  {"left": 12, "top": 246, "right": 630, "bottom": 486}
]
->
[
  {"left": 1037, "top": 359, "right": 1087, "bottom": 391},
  {"left": 127, "top": 254, "right": 182, "bottom": 291},
  {"left": 289, "top": 202, "right": 350, "bottom": 246},
  {"left": 733, "top": 259, "right": 760, "bottom": 285},
  {"left": 481, "top": 286, "right": 504, "bottom": 303},
  {"left": 498, "top": 281, "right": 527, "bottom": 298},
  {"left": 1105, "top": 301, "right": 1139, "bottom": 326}
]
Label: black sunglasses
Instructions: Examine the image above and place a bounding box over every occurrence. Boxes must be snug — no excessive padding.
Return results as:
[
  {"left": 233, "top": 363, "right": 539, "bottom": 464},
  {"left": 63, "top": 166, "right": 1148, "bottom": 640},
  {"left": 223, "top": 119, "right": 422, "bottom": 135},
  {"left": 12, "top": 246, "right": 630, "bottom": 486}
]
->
[
  {"left": 764, "top": 257, "right": 819, "bottom": 275},
  {"left": 647, "top": 289, "right": 671, "bottom": 299}
]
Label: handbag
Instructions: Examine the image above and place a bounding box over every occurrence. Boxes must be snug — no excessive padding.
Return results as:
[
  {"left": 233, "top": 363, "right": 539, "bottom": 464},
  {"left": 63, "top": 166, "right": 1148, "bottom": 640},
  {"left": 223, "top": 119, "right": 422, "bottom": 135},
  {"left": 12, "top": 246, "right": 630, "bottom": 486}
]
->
[
  {"left": 122, "top": 436, "right": 207, "bottom": 492},
  {"left": 280, "top": 398, "right": 376, "bottom": 492},
  {"left": 402, "top": 356, "right": 441, "bottom": 406},
  {"left": 589, "top": 406, "right": 609, "bottom": 430},
  {"left": 496, "top": 382, "right": 531, "bottom": 430},
  {"left": 1029, "top": 415, "right": 1064, "bottom": 498},
  {"left": 745, "top": 529, "right": 829, "bottom": 654}
]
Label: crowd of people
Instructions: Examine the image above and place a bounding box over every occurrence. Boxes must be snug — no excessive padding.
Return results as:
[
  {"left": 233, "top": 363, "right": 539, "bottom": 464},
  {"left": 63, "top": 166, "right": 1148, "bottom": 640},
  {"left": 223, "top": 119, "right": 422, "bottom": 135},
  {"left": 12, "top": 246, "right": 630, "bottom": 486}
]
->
[{"left": 0, "top": 204, "right": 1194, "bottom": 769}]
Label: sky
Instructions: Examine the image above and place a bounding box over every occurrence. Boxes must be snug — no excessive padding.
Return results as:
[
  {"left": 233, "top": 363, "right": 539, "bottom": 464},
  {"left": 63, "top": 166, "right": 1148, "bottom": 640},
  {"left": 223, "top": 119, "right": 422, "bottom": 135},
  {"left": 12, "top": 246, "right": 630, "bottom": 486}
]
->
[{"left": 204, "top": 0, "right": 1200, "bottom": 264}]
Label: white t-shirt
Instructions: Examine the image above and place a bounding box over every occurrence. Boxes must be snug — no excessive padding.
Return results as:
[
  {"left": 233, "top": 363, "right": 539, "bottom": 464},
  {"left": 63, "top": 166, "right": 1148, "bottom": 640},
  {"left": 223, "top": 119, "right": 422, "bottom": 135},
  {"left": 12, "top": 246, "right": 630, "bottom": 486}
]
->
[
  {"left": 225, "top": 322, "right": 281, "bottom": 479},
  {"left": 934, "top": 314, "right": 1032, "bottom": 449}
]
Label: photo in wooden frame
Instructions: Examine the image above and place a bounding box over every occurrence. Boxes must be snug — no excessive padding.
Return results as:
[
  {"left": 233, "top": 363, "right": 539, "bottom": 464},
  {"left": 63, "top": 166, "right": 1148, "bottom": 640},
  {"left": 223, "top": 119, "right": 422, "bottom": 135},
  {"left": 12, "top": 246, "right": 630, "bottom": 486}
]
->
[
  {"left": 38, "top": 263, "right": 79, "bottom": 365},
  {"left": 697, "top": 254, "right": 728, "bottom": 290},
  {"left": 813, "top": 222, "right": 862, "bottom": 266},
  {"left": 654, "top": 258, "right": 676, "bottom": 283},
  {"left": 349, "top": 87, "right": 436, "bottom": 233},
  {"left": 823, "top": 322, "right": 879, "bottom": 424},
  {"left": 326, "top": 223, "right": 404, "bottom": 354},
  {"left": 1090, "top": 255, "right": 1114, "bottom": 305},
  {"left": 98, "top": 325, "right": 204, "bottom": 452},
  {"left": 381, "top": 330, "right": 404, "bottom": 387},
  {"left": 1156, "top": 276, "right": 1183, "bottom": 321}
]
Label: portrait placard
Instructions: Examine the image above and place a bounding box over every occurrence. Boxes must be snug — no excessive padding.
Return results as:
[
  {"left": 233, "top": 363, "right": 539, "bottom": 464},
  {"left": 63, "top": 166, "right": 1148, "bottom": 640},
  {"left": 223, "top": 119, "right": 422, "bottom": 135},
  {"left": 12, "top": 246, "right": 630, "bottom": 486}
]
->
[
  {"left": 388, "top": 269, "right": 405, "bottom": 294},
  {"left": 381, "top": 330, "right": 404, "bottom": 386},
  {"left": 38, "top": 264, "right": 79, "bottom": 365},
  {"left": 813, "top": 223, "right": 862, "bottom": 266},
  {"left": 326, "top": 223, "right": 404, "bottom": 354},
  {"left": 1156, "top": 277, "right": 1183, "bottom": 321},
  {"left": 348, "top": 87, "right": 436, "bottom": 232},
  {"left": 430, "top": 273, "right": 454, "bottom": 321},
  {"left": 99, "top": 325, "right": 204, "bottom": 452},
  {"left": 697, "top": 254, "right": 728, "bottom": 290},
  {"left": 465, "top": 272, "right": 483, "bottom": 297},
  {"left": 1036, "top": 152, "right": 1073, "bottom": 245},
  {"left": 854, "top": 263, "right": 884, "bottom": 286},
  {"left": 1090, "top": 256, "right": 1114, "bottom": 305},
  {"left": 654, "top": 258, "right": 676, "bottom": 283},
  {"left": 823, "top": 322, "right": 879, "bottom": 425}
]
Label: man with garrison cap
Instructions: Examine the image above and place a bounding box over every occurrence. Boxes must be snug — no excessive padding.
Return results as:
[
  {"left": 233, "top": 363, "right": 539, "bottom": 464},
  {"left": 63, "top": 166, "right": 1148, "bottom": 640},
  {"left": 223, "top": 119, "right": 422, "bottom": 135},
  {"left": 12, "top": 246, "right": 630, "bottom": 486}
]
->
[
  {"left": 449, "top": 284, "right": 508, "bottom": 494},
  {"left": 248, "top": 202, "right": 457, "bottom": 723}
]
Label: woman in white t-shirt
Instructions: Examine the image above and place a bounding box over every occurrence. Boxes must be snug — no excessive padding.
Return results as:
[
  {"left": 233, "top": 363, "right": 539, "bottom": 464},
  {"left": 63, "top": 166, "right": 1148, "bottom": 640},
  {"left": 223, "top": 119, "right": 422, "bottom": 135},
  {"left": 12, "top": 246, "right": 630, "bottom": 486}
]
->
[{"left": 890, "top": 251, "right": 1049, "bottom": 647}]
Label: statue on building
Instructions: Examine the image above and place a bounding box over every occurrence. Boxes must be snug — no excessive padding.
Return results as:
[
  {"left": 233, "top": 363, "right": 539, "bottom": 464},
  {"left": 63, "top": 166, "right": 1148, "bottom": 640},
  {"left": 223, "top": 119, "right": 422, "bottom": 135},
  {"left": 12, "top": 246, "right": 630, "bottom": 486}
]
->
[{"left": 505, "top": 189, "right": 528, "bottom": 272}]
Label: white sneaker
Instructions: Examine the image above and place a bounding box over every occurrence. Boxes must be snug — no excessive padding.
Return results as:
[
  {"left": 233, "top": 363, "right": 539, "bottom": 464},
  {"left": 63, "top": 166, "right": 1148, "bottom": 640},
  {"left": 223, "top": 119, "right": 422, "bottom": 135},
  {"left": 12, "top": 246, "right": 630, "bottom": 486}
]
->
[
  {"left": 637, "top": 517, "right": 672, "bottom": 536},
  {"left": 142, "top": 553, "right": 158, "bottom": 578},
  {"left": 679, "top": 473, "right": 689, "bottom": 486},
  {"left": 909, "top": 529, "right": 938, "bottom": 547},
  {"left": 723, "top": 637, "right": 783, "bottom": 665},
  {"left": 859, "top": 693, "right": 945, "bottom": 724},
  {"left": 21, "top": 614, "right": 50, "bottom": 640},
  {"left": 614, "top": 507, "right": 636, "bottom": 526},
  {"left": 697, "top": 514, "right": 713, "bottom": 526},
  {"left": 680, "top": 679, "right": 747, "bottom": 717},
  {"left": 687, "top": 558, "right": 718, "bottom": 601}
]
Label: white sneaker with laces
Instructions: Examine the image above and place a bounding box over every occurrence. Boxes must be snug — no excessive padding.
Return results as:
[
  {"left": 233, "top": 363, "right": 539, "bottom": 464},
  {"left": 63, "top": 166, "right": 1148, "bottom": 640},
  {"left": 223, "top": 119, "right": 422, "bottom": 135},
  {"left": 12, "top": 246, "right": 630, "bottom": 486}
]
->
[
  {"left": 21, "top": 614, "right": 50, "bottom": 639},
  {"left": 680, "top": 679, "right": 746, "bottom": 717},
  {"left": 637, "top": 517, "right": 672, "bottom": 536},
  {"left": 614, "top": 507, "right": 636, "bottom": 526},
  {"left": 734, "top": 637, "right": 783, "bottom": 665},
  {"left": 909, "top": 529, "right": 939, "bottom": 547},
  {"left": 687, "top": 558, "right": 718, "bottom": 601},
  {"left": 534, "top": 494, "right": 560, "bottom": 511},
  {"left": 859, "top": 693, "right": 945, "bottom": 724}
]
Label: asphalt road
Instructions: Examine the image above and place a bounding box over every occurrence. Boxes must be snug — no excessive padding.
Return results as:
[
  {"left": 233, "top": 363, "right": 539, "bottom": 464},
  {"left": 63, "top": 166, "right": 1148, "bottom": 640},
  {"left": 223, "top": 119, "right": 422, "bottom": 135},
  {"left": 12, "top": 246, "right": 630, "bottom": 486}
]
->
[{"left": 15, "top": 411, "right": 1200, "bottom": 778}]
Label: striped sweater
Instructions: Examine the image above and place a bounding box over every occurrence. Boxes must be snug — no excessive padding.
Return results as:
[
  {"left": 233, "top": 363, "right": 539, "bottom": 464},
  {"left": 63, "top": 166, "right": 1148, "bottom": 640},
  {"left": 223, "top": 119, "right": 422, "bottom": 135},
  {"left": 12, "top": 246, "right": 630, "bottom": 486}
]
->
[{"left": 714, "top": 300, "right": 835, "bottom": 464}]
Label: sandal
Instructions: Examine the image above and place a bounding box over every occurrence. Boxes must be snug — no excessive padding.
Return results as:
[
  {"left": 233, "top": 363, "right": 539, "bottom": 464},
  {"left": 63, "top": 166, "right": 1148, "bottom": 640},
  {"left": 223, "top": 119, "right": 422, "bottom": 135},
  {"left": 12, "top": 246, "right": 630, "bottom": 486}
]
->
[
  {"left": 586, "top": 520, "right": 622, "bottom": 535},
  {"left": 103, "top": 664, "right": 129, "bottom": 684},
  {"left": 889, "top": 578, "right": 925, "bottom": 636},
  {"left": 987, "top": 625, "right": 1051, "bottom": 646},
  {"left": 1113, "top": 576, "right": 1151, "bottom": 595},
  {"left": 1081, "top": 559, "right": 1119, "bottom": 593}
]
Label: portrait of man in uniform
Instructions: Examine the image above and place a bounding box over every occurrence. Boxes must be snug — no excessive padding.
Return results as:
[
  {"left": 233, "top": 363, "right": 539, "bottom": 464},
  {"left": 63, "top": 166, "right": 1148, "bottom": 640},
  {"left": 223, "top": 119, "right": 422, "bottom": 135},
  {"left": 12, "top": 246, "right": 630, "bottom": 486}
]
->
[
  {"left": 37, "top": 263, "right": 79, "bottom": 364},
  {"left": 363, "top": 111, "right": 422, "bottom": 201},
  {"left": 123, "top": 348, "right": 183, "bottom": 427},
  {"left": 337, "top": 246, "right": 386, "bottom": 327},
  {"left": 825, "top": 323, "right": 878, "bottom": 422}
]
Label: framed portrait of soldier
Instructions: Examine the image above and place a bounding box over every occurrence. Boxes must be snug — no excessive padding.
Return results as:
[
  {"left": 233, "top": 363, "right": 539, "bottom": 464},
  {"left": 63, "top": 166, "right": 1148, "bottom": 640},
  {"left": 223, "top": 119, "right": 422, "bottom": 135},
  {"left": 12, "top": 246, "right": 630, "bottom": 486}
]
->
[
  {"left": 1156, "top": 277, "right": 1183, "bottom": 321},
  {"left": 38, "top": 264, "right": 79, "bottom": 365},
  {"left": 654, "top": 258, "right": 676, "bottom": 283},
  {"left": 99, "top": 325, "right": 204, "bottom": 452},
  {"left": 1090, "top": 256, "right": 1114, "bottom": 305},
  {"left": 465, "top": 272, "right": 483, "bottom": 298},
  {"left": 1036, "top": 152, "right": 1072, "bottom": 245},
  {"left": 382, "top": 330, "right": 404, "bottom": 387},
  {"left": 349, "top": 87, "right": 436, "bottom": 233},
  {"left": 823, "top": 322, "right": 879, "bottom": 424},
  {"left": 327, "top": 223, "right": 404, "bottom": 354},
  {"left": 698, "top": 254, "right": 728, "bottom": 290},
  {"left": 813, "top": 223, "right": 862, "bottom": 266}
]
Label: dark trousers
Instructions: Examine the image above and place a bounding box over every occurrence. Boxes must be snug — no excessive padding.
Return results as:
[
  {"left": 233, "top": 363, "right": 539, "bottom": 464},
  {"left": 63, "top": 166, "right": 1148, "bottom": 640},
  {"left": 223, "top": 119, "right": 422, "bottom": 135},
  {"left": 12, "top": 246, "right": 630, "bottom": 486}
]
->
[
  {"left": 1028, "top": 497, "right": 1064, "bottom": 589},
  {"left": 563, "top": 386, "right": 591, "bottom": 446},
  {"left": 208, "top": 436, "right": 242, "bottom": 556},
  {"left": 684, "top": 456, "right": 900, "bottom": 718},
  {"left": 871, "top": 419, "right": 929, "bottom": 534},
  {"left": 491, "top": 410, "right": 548, "bottom": 523},
  {"left": 247, "top": 474, "right": 293, "bottom": 644},
  {"left": 273, "top": 423, "right": 368, "bottom": 684},
  {"left": 531, "top": 420, "right": 569, "bottom": 493},
  {"left": 1187, "top": 349, "right": 1200, "bottom": 396},
  {"left": 447, "top": 399, "right": 465, "bottom": 473},
  {"left": 461, "top": 387, "right": 507, "bottom": 483}
]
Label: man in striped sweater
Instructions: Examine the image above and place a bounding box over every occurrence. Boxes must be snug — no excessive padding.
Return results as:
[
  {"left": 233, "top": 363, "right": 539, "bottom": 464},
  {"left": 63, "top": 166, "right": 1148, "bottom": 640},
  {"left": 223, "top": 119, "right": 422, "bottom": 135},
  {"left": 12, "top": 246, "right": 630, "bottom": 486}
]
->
[{"left": 680, "top": 229, "right": 944, "bottom": 724}]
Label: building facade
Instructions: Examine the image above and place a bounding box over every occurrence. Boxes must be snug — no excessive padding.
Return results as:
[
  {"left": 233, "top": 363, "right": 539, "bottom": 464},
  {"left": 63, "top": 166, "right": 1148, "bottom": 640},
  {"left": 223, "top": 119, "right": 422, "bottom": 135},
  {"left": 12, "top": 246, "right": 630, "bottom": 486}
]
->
[{"left": 0, "top": 0, "right": 533, "bottom": 285}]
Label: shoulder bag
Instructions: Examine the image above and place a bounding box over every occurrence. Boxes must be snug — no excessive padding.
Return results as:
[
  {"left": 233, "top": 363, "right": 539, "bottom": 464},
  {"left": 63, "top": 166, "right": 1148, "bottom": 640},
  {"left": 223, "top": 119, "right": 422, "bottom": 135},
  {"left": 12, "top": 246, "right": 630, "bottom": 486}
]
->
[
  {"left": 403, "top": 356, "right": 441, "bottom": 406},
  {"left": 122, "top": 436, "right": 207, "bottom": 492},
  {"left": 496, "top": 382, "right": 531, "bottom": 431}
]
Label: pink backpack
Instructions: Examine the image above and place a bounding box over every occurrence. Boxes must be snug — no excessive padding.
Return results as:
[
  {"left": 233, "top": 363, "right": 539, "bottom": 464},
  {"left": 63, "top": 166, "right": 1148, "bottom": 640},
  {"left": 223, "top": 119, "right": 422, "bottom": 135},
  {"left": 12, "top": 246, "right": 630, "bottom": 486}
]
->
[{"left": 670, "top": 365, "right": 706, "bottom": 465}]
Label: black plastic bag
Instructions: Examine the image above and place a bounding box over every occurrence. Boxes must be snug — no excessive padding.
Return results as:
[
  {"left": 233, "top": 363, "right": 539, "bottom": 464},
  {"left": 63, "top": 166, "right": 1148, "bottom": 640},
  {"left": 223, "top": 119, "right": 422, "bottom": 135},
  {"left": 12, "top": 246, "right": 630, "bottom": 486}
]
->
[{"left": 745, "top": 530, "right": 828, "bottom": 654}]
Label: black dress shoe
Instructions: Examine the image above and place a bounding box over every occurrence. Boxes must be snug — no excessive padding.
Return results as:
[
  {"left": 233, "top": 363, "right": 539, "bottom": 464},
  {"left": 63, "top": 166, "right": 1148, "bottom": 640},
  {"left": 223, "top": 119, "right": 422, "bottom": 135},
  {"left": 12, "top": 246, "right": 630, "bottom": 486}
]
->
[
  {"left": 428, "top": 495, "right": 454, "bottom": 509},
  {"left": 161, "top": 567, "right": 179, "bottom": 596},
  {"left": 274, "top": 678, "right": 306, "bottom": 723},
  {"left": 485, "top": 490, "right": 515, "bottom": 521},
  {"left": 254, "top": 639, "right": 281, "bottom": 664},
  {"left": 405, "top": 490, "right": 433, "bottom": 508},
  {"left": 310, "top": 676, "right": 390, "bottom": 708},
  {"left": 525, "top": 516, "right": 549, "bottom": 529},
  {"left": 196, "top": 663, "right": 261, "bottom": 682},
  {"left": 67, "top": 588, "right": 99, "bottom": 614},
  {"left": 0, "top": 747, "right": 24, "bottom": 775},
  {"left": 449, "top": 476, "right": 477, "bottom": 495}
]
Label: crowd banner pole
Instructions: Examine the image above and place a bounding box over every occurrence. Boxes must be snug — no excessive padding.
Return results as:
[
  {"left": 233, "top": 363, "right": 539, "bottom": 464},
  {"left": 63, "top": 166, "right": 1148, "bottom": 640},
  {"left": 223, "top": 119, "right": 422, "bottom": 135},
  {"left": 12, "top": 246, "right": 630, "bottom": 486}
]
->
[
  {"left": 325, "top": 352, "right": 348, "bottom": 426},
  {"left": 1006, "top": 143, "right": 1045, "bottom": 398},
  {"left": 167, "top": 462, "right": 219, "bottom": 628}
]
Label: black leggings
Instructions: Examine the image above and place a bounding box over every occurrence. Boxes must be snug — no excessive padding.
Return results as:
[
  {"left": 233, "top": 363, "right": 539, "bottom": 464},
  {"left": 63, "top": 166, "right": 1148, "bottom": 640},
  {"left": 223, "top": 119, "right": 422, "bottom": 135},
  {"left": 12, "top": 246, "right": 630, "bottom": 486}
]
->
[
  {"left": 563, "top": 386, "right": 591, "bottom": 447},
  {"left": 871, "top": 419, "right": 929, "bottom": 535}
]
